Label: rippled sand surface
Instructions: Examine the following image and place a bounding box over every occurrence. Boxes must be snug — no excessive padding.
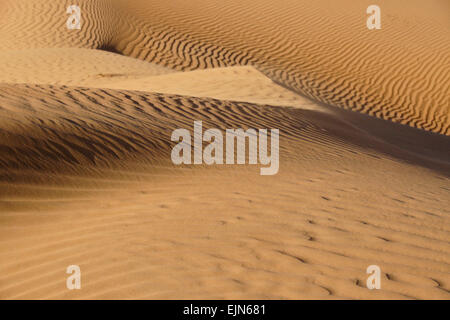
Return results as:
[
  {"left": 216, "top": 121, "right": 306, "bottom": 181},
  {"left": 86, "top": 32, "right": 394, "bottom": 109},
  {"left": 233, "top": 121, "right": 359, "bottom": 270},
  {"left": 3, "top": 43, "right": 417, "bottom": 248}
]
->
[{"left": 0, "top": 0, "right": 449, "bottom": 299}]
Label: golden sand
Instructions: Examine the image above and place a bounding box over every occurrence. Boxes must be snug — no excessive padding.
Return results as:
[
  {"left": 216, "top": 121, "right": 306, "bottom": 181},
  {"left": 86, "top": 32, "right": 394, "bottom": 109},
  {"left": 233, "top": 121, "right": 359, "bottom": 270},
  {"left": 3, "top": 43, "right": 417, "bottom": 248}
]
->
[{"left": 0, "top": 0, "right": 449, "bottom": 299}]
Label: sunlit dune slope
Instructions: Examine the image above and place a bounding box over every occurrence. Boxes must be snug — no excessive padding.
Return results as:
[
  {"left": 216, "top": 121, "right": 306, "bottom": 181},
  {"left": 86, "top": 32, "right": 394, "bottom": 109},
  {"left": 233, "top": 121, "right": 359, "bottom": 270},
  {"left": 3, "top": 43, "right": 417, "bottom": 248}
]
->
[
  {"left": 0, "top": 0, "right": 449, "bottom": 301},
  {"left": 89, "top": 66, "right": 328, "bottom": 111},
  {"left": 111, "top": 0, "right": 449, "bottom": 135},
  {"left": 0, "top": 84, "right": 449, "bottom": 299},
  {"left": 0, "top": 48, "right": 173, "bottom": 86},
  {"left": 1, "top": 0, "right": 448, "bottom": 134},
  {"left": 0, "top": 60, "right": 328, "bottom": 111}
]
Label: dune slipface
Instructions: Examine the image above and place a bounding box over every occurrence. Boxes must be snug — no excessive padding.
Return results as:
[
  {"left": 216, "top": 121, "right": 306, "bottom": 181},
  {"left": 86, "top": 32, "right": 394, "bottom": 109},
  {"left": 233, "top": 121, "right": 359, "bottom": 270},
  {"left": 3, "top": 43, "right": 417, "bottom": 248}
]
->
[{"left": 0, "top": 0, "right": 449, "bottom": 300}]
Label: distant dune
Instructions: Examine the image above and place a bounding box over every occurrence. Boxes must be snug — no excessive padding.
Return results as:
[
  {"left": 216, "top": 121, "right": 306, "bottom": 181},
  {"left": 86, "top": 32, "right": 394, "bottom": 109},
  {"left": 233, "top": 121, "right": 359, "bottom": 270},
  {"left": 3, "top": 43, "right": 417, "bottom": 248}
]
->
[
  {"left": 0, "top": 0, "right": 449, "bottom": 299},
  {"left": 110, "top": 0, "right": 450, "bottom": 135},
  {"left": 0, "top": 48, "right": 173, "bottom": 86},
  {"left": 1, "top": 0, "right": 449, "bottom": 134}
]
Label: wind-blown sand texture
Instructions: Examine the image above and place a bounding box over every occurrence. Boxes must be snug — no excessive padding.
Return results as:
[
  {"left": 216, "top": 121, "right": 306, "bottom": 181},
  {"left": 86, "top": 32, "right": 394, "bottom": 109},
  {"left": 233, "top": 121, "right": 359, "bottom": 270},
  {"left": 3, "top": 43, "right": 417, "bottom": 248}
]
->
[{"left": 0, "top": 0, "right": 449, "bottom": 299}]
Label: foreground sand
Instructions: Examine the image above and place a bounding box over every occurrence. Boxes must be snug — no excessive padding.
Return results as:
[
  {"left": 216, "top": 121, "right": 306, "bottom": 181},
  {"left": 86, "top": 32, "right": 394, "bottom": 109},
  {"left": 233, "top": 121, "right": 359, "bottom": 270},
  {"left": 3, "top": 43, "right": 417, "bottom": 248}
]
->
[
  {"left": 0, "top": 0, "right": 449, "bottom": 299},
  {"left": 0, "top": 84, "right": 449, "bottom": 299},
  {"left": 1, "top": 0, "right": 449, "bottom": 134}
]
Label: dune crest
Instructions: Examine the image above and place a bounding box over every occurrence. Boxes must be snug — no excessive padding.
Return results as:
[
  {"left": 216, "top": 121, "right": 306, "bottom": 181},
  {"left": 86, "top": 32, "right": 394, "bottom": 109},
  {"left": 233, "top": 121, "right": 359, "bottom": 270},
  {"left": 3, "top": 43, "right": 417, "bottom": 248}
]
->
[
  {"left": 0, "top": 0, "right": 449, "bottom": 301},
  {"left": 1, "top": 84, "right": 449, "bottom": 299}
]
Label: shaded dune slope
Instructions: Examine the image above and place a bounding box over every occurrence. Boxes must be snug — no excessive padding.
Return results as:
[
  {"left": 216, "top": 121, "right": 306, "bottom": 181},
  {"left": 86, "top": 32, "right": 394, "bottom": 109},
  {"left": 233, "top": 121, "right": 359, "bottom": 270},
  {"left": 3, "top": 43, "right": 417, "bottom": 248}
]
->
[{"left": 0, "top": 84, "right": 449, "bottom": 299}]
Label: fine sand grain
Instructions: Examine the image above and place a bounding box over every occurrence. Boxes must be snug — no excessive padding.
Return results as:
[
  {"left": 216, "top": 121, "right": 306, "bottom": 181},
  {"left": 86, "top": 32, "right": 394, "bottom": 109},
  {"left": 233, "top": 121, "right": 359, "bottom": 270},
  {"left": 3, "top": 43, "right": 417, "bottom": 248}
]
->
[
  {"left": 0, "top": 84, "right": 449, "bottom": 299},
  {"left": 0, "top": 0, "right": 449, "bottom": 300}
]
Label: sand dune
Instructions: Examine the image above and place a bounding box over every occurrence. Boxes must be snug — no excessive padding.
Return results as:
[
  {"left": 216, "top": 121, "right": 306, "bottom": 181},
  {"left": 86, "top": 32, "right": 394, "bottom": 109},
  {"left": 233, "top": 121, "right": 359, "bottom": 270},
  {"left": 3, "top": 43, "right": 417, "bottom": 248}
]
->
[
  {"left": 2, "top": 0, "right": 448, "bottom": 134},
  {"left": 0, "top": 0, "right": 117, "bottom": 50},
  {"left": 0, "top": 48, "right": 173, "bottom": 86},
  {"left": 0, "top": 0, "right": 449, "bottom": 300},
  {"left": 0, "top": 84, "right": 449, "bottom": 299},
  {"left": 0, "top": 58, "right": 324, "bottom": 111},
  {"left": 90, "top": 66, "right": 329, "bottom": 112},
  {"left": 111, "top": 0, "right": 450, "bottom": 135}
]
